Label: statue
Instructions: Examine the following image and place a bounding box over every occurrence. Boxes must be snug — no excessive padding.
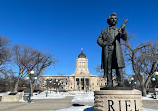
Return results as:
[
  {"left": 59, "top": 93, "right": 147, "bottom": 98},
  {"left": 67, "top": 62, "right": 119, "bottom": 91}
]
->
[{"left": 97, "top": 13, "right": 128, "bottom": 87}]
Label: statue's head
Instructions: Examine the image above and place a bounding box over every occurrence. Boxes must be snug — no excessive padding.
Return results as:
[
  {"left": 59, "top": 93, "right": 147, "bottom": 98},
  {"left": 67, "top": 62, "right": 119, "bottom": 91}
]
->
[{"left": 107, "top": 13, "right": 118, "bottom": 26}]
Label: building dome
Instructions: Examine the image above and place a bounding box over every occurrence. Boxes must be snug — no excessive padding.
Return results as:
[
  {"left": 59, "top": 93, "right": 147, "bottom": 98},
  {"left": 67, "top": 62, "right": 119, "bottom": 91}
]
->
[
  {"left": 78, "top": 50, "right": 86, "bottom": 58},
  {"left": 75, "top": 48, "right": 89, "bottom": 75}
]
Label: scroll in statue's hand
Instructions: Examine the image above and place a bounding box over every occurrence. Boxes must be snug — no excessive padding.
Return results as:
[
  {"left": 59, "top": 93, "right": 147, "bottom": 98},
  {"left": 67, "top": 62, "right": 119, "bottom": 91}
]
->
[{"left": 119, "top": 19, "right": 128, "bottom": 34}]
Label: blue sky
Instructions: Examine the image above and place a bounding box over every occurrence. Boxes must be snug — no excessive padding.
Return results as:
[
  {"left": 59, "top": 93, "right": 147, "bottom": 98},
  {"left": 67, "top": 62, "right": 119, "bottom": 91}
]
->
[{"left": 0, "top": 0, "right": 157, "bottom": 76}]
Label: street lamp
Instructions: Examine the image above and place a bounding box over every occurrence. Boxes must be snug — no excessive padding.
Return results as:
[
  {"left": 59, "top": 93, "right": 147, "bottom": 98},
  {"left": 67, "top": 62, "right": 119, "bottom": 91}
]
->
[
  {"left": 151, "top": 71, "right": 158, "bottom": 99},
  {"left": 134, "top": 81, "right": 137, "bottom": 89},
  {"left": 49, "top": 81, "right": 52, "bottom": 93},
  {"left": 151, "top": 71, "right": 158, "bottom": 83},
  {"left": 44, "top": 77, "right": 52, "bottom": 97},
  {"left": 26, "top": 70, "right": 37, "bottom": 103},
  {"left": 54, "top": 79, "right": 62, "bottom": 93},
  {"left": 129, "top": 77, "right": 136, "bottom": 89},
  {"left": 22, "top": 84, "right": 26, "bottom": 90},
  {"left": 151, "top": 71, "right": 158, "bottom": 89}
]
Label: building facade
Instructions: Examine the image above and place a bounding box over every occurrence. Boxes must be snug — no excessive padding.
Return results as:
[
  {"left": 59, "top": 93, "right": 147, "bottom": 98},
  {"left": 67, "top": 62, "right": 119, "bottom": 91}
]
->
[{"left": 40, "top": 50, "right": 106, "bottom": 91}]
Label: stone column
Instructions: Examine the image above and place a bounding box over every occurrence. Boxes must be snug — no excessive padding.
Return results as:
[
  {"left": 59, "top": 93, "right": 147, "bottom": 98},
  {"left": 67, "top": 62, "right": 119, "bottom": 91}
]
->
[
  {"left": 94, "top": 90, "right": 142, "bottom": 111},
  {"left": 73, "top": 77, "right": 75, "bottom": 90},
  {"left": 88, "top": 79, "right": 90, "bottom": 91},
  {"left": 84, "top": 78, "right": 86, "bottom": 90}
]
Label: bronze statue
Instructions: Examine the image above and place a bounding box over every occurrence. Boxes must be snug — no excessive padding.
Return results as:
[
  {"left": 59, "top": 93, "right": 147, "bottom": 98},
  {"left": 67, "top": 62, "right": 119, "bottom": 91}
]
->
[{"left": 97, "top": 13, "right": 128, "bottom": 87}]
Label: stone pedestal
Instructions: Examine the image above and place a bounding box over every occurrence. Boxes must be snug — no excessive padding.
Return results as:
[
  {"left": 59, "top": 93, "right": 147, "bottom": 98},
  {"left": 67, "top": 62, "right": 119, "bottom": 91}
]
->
[
  {"left": 1, "top": 92, "right": 24, "bottom": 102},
  {"left": 94, "top": 90, "right": 142, "bottom": 111}
]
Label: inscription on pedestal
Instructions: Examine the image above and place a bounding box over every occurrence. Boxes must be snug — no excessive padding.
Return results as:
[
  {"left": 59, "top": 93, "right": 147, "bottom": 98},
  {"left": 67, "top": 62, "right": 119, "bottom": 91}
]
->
[
  {"left": 94, "top": 90, "right": 142, "bottom": 111},
  {"left": 108, "top": 100, "right": 139, "bottom": 111}
]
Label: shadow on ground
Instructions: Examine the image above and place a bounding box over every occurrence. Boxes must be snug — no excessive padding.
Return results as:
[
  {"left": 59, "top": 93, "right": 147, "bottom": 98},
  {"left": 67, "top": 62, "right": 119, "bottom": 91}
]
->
[
  {"left": 72, "top": 104, "right": 94, "bottom": 111},
  {"left": 72, "top": 104, "right": 85, "bottom": 107},
  {"left": 83, "top": 106, "right": 94, "bottom": 111}
]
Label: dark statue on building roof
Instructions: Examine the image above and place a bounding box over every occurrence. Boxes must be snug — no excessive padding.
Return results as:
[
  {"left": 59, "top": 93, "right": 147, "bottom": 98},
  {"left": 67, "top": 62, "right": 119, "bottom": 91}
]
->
[{"left": 97, "top": 13, "right": 128, "bottom": 88}]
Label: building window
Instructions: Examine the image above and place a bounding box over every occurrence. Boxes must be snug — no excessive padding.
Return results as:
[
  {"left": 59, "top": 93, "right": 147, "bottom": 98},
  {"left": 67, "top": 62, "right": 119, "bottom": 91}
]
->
[
  {"left": 76, "top": 78, "right": 79, "bottom": 85},
  {"left": 86, "top": 79, "right": 89, "bottom": 86}
]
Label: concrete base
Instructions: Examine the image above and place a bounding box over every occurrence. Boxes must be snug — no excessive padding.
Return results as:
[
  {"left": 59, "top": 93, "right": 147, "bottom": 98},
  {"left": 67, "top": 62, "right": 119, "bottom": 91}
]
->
[
  {"left": 1, "top": 92, "right": 24, "bottom": 102},
  {"left": 94, "top": 90, "right": 142, "bottom": 111}
]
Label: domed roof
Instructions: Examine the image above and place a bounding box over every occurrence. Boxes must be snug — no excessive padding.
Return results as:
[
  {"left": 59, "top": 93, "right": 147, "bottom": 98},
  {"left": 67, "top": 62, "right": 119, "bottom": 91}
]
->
[{"left": 78, "top": 50, "right": 86, "bottom": 58}]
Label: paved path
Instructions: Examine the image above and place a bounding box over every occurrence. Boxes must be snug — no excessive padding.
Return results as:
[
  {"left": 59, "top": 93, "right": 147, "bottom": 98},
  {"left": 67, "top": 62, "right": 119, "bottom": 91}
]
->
[
  {"left": 0, "top": 97, "right": 158, "bottom": 111},
  {"left": 0, "top": 96, "right": 74, "bottom": 111},
  {"left": 142, "top": 100, "right": 158, "bottom": 110}
]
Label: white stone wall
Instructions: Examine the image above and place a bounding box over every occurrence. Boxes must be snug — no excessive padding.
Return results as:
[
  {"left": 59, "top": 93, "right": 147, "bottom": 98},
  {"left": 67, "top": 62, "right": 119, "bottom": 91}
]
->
[{"left": 75, "top": 57, "right": 89, "bottom": 75}]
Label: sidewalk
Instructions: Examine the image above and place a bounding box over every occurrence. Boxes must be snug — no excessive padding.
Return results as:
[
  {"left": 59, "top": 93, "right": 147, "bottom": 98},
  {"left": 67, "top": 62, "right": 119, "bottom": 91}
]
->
[
  {"left": 0, "top": 96, "right": 73, "bottom": 111},
  {"left": 0, "top": 96, "right": 158, "bottom": 111},
  {"left": 142, "top": 100, "right": 158, "bottom": 110}
]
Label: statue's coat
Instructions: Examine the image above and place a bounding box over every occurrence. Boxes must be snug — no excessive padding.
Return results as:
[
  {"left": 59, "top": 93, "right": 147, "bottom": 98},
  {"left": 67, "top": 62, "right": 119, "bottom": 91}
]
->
[{"left": 97, "top": 26, "right": 127, "bottom": 76}]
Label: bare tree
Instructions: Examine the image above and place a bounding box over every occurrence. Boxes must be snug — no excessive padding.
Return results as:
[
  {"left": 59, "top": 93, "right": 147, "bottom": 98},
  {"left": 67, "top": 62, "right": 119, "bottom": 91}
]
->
[
  {"left": 0, "top": 36, "right": 11, "bottom": 77},
  {"left": 12, "top": 45, "right": 45, "bottom": 92},
  {"left": 123, "top": 38, "right": 158, "bottom": 96},
  {"left": 31, "top": 51, "right": 58, "bottom": 94},
  {"left": 95, "top": 65, "right": 104, "bottom": 74}
]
